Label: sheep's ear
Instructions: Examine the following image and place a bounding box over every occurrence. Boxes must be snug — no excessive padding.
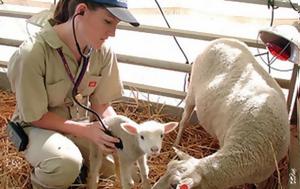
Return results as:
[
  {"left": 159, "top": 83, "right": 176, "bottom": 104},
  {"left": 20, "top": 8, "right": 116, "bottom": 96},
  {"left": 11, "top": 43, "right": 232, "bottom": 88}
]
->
[
  {"left": 173, "top": 147, "right": 192, "bottom": 160},
  {"left": 163, "top": 122, "right": 178, "bottom": 134},
  {"left": 121, "top": 123, "right": 138, "bottom": 135}
]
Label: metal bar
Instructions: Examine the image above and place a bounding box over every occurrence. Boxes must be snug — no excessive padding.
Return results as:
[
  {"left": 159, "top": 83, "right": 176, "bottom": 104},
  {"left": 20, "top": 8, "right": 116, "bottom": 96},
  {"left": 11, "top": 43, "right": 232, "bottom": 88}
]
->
[
  {"left": 0, "top": 7, "right": 290, "bottom": 98},
  {"left": 0, "top": 25, "right": 264, "bottom": 50},
  {"left": 0, "top": 64, "right": 187, "bottom": 99},
  {"left": 0, "top": 9, "right": 265, "bottom": 48},
  {"left": 0, "top": 44, "right": 191, "bottom": 74},
  {"left": 0, "top": 9, "right": 32, "bottom": 19},
  {"left": 123, "top": 81, "right": 186, "bottom": 99},
  {"left": 0, "top": 60, "right": 8, "bottom": 68},
  {"left": 0, "top": 58, "right": 291, "bottom": 89},
  {"left": 118, "top": 23, "right": 265, "bottom": 49},
  {"left": 0, "top": 37, "right": 22, "bottom": 47},
  {"left": 287, "top": 64, "right": 298, "bottom": 124},
  {"left": 225, "top": 0, "right": 299, "bottom": 9},
  {"left": 118, "top": 54, "right": 191, "bottom": 73}
]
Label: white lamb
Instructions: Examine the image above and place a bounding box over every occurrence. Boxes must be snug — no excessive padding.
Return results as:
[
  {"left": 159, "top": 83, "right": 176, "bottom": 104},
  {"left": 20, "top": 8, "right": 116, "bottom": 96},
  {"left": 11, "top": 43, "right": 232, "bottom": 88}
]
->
[
  {"left": 101, "top": 115, "right": 178, "bottom": 189},
  {"left": 152, "top": 38, "right": 290, "bottom": 189}
]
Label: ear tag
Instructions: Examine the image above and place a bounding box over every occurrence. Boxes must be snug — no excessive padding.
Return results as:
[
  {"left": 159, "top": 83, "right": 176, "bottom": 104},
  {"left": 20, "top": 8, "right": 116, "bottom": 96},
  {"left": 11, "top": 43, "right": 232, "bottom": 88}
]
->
[{"left": 176, "top": 178, "right": 193, "bottom": 189}]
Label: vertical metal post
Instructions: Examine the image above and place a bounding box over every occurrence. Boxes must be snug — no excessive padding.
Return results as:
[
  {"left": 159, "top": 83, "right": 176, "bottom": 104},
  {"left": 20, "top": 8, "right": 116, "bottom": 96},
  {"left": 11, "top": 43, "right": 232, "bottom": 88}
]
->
[
  {"left": 296, "top": 63, "right": 300, "bottom": 187},
  {"left": 288, "top": 64, "right": 300, "bottom": 189}
]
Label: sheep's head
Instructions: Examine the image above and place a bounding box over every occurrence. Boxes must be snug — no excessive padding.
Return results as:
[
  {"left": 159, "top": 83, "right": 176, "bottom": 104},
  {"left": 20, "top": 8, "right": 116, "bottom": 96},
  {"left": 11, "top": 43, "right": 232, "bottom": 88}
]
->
[
  {"left": 121, "top": 121, "right": 178, "bottom": 155},
  {"left": 151, "top": 148, "right": 197, "bottom": 189}
]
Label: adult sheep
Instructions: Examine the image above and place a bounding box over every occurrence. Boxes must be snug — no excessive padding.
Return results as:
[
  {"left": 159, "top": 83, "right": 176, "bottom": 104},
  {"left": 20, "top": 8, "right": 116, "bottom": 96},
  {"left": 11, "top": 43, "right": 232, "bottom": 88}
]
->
[{"left": 152, "top": 38, "right": 290, "bottom": 189}]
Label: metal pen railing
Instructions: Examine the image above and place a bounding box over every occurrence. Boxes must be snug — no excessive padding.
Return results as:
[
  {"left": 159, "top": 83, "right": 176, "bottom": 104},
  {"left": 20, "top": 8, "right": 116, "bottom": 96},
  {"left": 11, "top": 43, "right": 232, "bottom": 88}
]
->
[{"left": 0, "top": 8, "right": 290, "bottom": 100}]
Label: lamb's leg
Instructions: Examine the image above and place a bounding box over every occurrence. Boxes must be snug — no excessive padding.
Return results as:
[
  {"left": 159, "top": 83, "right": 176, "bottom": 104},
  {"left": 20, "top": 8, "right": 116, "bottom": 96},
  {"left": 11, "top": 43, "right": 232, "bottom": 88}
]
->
[
  {"left": 86, "top": 142, "right": 103, "bottom": 189},
  {"left": 137, "top": 155, "right": 151, "bottom": 189},
  {"left": 119, "top": 157, "right": 134, "bottom": 189},
  {"left": 174, "top": 102, "right": 195, "bottom": 145},
  {"left": 112, "top": 153, "right": 122, "bottom": 188}
]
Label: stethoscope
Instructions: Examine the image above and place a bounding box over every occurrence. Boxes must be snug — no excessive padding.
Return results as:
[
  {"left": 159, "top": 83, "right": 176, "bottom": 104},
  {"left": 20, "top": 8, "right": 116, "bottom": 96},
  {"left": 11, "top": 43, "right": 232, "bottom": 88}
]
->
[{"left": 70, "top": 12, "right": 123, "bottom": 149}]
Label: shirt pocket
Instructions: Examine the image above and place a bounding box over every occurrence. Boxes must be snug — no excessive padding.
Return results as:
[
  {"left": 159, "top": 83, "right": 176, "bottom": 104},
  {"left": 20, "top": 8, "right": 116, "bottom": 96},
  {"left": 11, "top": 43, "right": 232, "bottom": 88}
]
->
[
  {"left": 46, "top": 79, "right": 70, "bottom": 107},
  {"left": 79, "top": 75, "right": 102, "bottom": 97}
]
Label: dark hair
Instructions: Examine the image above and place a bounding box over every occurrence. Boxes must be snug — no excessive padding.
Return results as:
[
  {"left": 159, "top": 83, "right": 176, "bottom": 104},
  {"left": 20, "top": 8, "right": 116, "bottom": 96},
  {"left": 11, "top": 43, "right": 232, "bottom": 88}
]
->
[{"left": 53, "top": 0, "right": 103, "bottom": 24}]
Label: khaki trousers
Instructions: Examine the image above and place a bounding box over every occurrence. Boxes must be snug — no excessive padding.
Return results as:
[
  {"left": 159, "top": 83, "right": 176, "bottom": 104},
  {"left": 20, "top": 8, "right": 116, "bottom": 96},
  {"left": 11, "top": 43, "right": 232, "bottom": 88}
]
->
[{"left": 23, "top": 127, "right": 115, "bottom": 189}]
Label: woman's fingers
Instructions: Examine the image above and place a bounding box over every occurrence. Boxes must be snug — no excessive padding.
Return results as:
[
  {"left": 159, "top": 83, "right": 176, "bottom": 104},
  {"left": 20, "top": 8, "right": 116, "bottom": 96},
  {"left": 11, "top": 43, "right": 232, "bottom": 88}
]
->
[
  {"left": 88, "top": 122, "right": 120, "bottom": 153},
  {"left": 97, "top": 132, "right": 119, "bottom": 150},
  {"left": 98, "top": 143, "right": 116, "bottom": 154},
  {"left": 101, "top": 131, "right": 120, "bottom": 143},
  {"left": 92, "top": 122, "right": 120, "bottom": 143},
  {"left": 102, "top": 139, "right": 117, "bottom": 149}
]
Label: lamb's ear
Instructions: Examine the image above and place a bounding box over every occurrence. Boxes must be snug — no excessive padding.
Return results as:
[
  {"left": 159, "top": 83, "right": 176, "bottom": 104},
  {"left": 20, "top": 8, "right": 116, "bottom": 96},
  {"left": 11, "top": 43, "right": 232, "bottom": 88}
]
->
[
  {"left": 120, "top": 123, "right": 138, "bottom": 135},
  {"left": 163, "top": 122, "right": 178, "bottom": 134}
]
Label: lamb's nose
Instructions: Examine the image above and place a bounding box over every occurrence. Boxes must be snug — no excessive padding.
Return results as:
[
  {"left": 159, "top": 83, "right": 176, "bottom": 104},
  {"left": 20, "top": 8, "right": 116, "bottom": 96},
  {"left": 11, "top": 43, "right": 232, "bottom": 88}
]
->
[{"left": 151, "top": 146, "right": 159, "bottom": 153}]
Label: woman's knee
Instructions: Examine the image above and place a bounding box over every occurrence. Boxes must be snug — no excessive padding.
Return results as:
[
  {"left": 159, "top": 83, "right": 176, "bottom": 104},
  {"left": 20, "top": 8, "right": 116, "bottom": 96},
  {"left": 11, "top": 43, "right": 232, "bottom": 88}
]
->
[
  {"left": 33, "top": 154, "right": 83, "bottom": 187},
  {"left": 23, "top": 127, "right": 85, "bottom": 187}
]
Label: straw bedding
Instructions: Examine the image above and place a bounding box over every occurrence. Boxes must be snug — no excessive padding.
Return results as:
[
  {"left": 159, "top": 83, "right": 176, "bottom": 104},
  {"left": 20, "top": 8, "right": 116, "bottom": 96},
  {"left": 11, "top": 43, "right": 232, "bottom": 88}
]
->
[{"left": 0, "top": 89, "right": 288, "bottom": 189}]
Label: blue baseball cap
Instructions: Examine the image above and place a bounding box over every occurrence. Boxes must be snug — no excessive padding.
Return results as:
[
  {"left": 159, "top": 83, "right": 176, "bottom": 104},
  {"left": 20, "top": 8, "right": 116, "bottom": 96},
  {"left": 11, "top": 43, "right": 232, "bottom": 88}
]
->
[{"left": 86, "top": 0, "right": 139, "bottom": 27}]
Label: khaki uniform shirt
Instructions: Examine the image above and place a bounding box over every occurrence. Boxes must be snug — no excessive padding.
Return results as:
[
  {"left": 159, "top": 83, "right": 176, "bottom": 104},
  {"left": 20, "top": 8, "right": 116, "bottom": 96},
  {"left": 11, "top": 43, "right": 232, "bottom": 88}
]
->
[{"left": 7, "top": 21, "right": 123, "bottom": 123}]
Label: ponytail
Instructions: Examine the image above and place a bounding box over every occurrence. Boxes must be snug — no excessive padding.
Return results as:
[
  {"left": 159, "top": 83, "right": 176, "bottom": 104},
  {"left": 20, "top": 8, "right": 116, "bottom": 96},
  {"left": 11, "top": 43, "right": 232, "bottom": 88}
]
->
[
  {"left": 53, "top": 0, "right": 103, "bottom": 24},
  {"left": 53, "top": 0, "right": 72, "bottom": 24}
]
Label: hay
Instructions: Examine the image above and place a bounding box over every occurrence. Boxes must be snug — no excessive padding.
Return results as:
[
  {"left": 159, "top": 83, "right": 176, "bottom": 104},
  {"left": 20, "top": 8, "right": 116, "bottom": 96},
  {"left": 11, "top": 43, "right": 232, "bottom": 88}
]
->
[
  {"left": 0, "top": 89, "right": 288, "bottom": 189},
  {"left": 0, "top": 90, "right": 31, "bottom": 189}
]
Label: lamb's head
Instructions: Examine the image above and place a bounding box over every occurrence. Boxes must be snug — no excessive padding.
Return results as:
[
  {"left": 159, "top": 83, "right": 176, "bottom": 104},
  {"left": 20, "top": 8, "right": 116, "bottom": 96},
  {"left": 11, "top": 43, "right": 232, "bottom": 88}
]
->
[{"left": 121, "top": 121, "right": 178, "bottom": 155}]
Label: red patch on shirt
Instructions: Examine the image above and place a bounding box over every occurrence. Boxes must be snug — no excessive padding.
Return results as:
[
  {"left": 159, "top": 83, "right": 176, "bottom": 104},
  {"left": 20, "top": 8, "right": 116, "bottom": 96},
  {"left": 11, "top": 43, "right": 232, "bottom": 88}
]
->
[{"left": 88, "top": 81, "right": 97, "bottom": 87}]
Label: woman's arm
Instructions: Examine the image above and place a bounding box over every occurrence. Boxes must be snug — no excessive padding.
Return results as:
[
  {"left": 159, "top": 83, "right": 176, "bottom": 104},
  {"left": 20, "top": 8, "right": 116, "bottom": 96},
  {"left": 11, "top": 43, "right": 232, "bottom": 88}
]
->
[
  {"left": 31, "top": 111, "right": 119, "bottom": 153},
  {"left": 91, "top": 103, "right": 117, "bottom": 118}
]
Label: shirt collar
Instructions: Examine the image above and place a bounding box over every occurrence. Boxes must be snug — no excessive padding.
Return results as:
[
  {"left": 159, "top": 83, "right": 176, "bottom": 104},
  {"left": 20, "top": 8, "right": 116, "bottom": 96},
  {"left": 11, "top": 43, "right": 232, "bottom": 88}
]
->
[
  {"left": 40, "top": 20, "right": 64, "bottom": 50},
  {"left": 40, "top": 20, "right": 77, "bottom": 61}
]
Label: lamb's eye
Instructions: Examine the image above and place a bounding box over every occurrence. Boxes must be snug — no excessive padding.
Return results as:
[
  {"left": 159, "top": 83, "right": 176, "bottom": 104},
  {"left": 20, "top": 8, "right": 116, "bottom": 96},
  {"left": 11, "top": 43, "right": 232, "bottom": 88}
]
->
[
  {"left": 140, "top": 135, "right": 144, "bottom": 140},
  {"left": 160, "top": 134, "right": 163, "bottom": 138}
]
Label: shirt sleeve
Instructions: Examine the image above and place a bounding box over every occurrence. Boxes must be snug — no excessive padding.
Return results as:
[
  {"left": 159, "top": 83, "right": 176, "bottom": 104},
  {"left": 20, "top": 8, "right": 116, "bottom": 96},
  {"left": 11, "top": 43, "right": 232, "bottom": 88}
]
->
[
  {"left": 7, "top": 38, "right": 48, "bottom": 122},
  {"left": 90, "top": 46, "right": 123, "bottom": 105}
]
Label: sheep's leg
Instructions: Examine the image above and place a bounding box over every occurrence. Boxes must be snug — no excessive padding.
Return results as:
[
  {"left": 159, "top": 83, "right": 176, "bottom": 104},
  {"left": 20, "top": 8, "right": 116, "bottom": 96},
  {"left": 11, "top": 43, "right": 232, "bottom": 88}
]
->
[
  {"left": 137, "top": 155, "right": 151, "bottom": 189},
  {"left": 174, "top": 102, "right": 195, "bottom": 145},
  {"left": 86, "top": 143, "right": 103, "bottom": 189},
  {"left": 119, "top": 157, "right": 134, "bottom": 189},
  {"left": 255, "top": 179, "right": 269, "bottom": 189},
  {"left": 112, "top": 154, "right": 122, "bottom": 188},
  {"left": 131, "top": 164, "right": 141, "bottom": 183}
]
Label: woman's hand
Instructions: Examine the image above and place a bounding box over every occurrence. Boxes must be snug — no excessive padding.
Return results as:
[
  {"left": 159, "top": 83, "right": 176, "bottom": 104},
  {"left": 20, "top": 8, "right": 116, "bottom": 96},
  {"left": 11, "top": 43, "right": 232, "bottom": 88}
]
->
[
  {"left": 81, "top": 121, "right": 120, "bottom": 154},
  {"left": 30, "top": 111, "right": 119, "bottom": 153}
]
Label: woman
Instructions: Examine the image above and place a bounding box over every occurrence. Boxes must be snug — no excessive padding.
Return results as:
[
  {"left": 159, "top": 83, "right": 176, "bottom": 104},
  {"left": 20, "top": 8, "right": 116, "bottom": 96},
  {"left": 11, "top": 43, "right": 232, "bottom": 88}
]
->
[{"left": 7, "top": 0, "right": 139, "bottom": 188}]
